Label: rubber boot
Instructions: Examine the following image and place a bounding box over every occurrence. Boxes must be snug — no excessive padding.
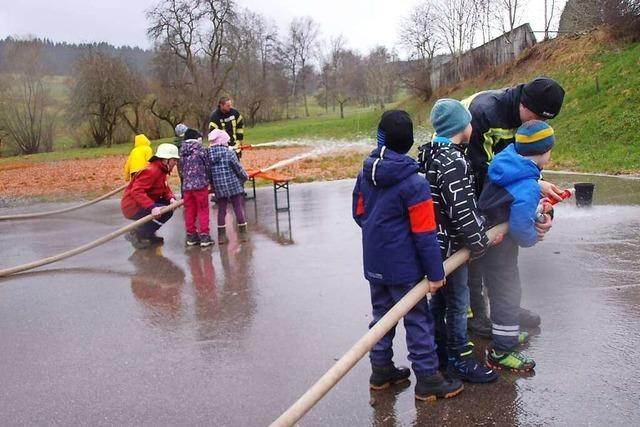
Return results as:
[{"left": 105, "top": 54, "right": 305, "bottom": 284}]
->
[
  {"left": 415, "top": 372, "right": 464, "bottom": 402},
  {"left": 238, "top": 223, "right": 249, "bottom": 242},
  {"left": 369, "top": 364, "right": 411, "bottom": 390},
  {"left": 519, "top": 307, "right": 541, "bottom": 329},
  {"left": 217, "top": 226, "right": 228, "bottom": 245}
]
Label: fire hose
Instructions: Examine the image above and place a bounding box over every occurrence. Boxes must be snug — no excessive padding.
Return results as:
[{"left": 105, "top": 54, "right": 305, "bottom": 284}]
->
[
  {"left": 0, "top": 199, "right": 184, "bottom": 278},
  {"left": 0, "top": 183, "right": 127, "bottom": 221},
  {"left": 270, "top": 189, "right": 576, "bottom": 427},
  {"left": 269, "top": 223, "right": 508, "bottom": 427}
]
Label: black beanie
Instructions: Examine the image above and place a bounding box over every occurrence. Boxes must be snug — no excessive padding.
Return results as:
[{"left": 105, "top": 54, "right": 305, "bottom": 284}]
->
[
  {"left": 377, "top": 110, "right": 414, "bottom": 154},
  {"left": 184, "top": 128, "right": 202, "bottom": 141},
  {"left": 521, "top": 76, "right": 565, "bottom": 119}
]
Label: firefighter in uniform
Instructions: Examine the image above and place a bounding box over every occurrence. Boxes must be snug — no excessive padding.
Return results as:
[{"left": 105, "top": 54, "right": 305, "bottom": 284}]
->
[
  {"left": 461, "top": 76, "right": 566, "bottom": 338},
  {"left": 208, "top": 96, "right": 245, "bottom": 159}
]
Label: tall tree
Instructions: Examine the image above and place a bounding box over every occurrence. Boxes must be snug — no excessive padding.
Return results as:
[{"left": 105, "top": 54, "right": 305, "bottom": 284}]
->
[
  {"left": 70, "top": 51, "right": 139, "bottom": 146},
  {"left": 0, "top": 39, "right": 56, "bottom": 154},
  {"left": 433, "top": 0, "right": 481, "bottom": 81},
  {"left": 147, "top": 0, "right": 240, "bottom": 127},
  {"left": 290, "top": 17, "right": 319, "bottom": 117},
  {"left": 400, "top": 1, "right": 441, "bottom": 99}
]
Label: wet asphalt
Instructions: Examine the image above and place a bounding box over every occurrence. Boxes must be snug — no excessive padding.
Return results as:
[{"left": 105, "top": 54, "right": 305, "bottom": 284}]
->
[{"left": 1, "top": 173, "right": 640, "bottom": 426}]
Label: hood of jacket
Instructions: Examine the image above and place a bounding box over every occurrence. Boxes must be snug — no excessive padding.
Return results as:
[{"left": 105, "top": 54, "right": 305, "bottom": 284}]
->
[
  {"left": 488, "top": 144, "right": 541, "bottom": 187},
  {"left": 180, "top": 139, "right": 202, "bottom": 157},
  {"left": 134, "top": 134, "right": 151, "bottom": 148},
  {"left": 362, "top": 146, "right": 418, "bottom": 188}
]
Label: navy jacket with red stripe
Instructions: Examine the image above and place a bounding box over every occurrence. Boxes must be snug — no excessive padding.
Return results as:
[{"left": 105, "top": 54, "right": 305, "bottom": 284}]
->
[{"left": 352, "top": 146, "right": 445, "bottom": 286}]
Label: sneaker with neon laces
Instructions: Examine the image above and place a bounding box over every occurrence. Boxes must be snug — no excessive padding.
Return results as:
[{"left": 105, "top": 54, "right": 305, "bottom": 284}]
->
[
  {"left": 447, "top": 344, "right": 499, "bottom": 383},
  {"left": 487, "top": 349, "right": 535, "bottom": 372},
  {"left": 518, "top": 331, "right": 530, "bottom": 345}
]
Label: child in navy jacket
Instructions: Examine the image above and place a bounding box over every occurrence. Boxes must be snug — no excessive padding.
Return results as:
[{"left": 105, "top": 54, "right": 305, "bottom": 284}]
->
[
  {"left": 352, "top": 110, "right": 463, "bottom": 402},
  {"left": 478, "top": 120, "right": 555, "bottom": 372}
]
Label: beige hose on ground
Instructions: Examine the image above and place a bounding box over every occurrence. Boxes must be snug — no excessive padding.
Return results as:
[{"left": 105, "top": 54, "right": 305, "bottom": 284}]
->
[
  {"left": 270, "top": 223, "right": 509, "bottom": 427},
  {"left": 0, "top": 200, "right": 184, "bottom": 278},
  {"left": 0, "top": 184, "right": 128, "bottom": 221}
]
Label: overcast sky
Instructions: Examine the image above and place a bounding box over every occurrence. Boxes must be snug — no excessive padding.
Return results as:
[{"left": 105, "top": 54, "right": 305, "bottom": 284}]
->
[{"left": 0, "top": 0, "right": 564, "bottom": 56}]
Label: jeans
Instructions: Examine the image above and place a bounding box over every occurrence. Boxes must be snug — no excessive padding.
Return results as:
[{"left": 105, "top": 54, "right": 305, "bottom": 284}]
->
[
  {"left": 128, "top": 198, "right": 173, "bottom": 238},
  {"left": 431, "top": 264, "right": 470, "bottom": 356},
  {"left": 369, "top": 281, "right": 438, "bottom": 377},
  {"left": 480, "top": 235, "right": 522, "bottom": 352}
]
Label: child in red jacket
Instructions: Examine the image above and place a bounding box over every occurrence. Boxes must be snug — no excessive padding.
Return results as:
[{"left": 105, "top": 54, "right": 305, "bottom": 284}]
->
[{"left": 121, "top": 144, "right": 179, "bottom": 249}]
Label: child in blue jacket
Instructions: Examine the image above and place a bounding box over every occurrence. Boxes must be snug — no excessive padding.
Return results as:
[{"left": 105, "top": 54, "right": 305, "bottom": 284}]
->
[
  {"left": 478, "top": 120, "right": 555, "bottom": 372},
  {"left": 353, "top": 110, "right": 463, "bottom": 402}
]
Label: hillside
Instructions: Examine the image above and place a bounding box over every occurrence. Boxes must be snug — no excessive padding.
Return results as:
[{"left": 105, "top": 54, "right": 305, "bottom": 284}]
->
[{"left": 409, "top": 30, "right": 640, "bottom": 174}]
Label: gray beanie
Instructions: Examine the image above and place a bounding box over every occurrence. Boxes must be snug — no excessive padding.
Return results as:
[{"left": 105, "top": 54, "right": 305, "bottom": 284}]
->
[{"left": 430, "top": 99, "right": 472, "bottom": 138}]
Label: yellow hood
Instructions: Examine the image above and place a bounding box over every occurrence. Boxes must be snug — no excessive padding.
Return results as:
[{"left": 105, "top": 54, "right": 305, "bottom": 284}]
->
[{"left": 134, "top": 134, "right": 151, "bottom": 148}]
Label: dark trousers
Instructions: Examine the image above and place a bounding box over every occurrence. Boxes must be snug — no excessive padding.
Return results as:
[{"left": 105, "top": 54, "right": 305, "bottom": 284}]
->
[
  {"left": 216, "top": 194, "right": 246, "bottom": 227},
  {"left": 128, "top": 198, "right": 173, "bottom": 238},
  {"left": 369, "top": 282, "right": 438, "bottom": 377},
  {"left": 468, "top": 259, "right": 487, "bottom": 318},
  {"left": 480, "top": 235, "right": 521, "bottom": 352},
  {"left": 431, "top": 264, "right": 470, "bottom": 356}
]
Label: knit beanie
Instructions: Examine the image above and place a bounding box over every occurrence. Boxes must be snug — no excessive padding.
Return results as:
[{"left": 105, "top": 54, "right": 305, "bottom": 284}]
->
[
  {"left": 515, "top": 120, "right": 555, "bottom": 156},
  {"left": 184, "top": 128, "right": 202, "bottom": 141},
  {"left": 521, "top": 76, "right": 565, "bottom": 119},
  {"left": 430, "top": 98, "right": 472, "bottom": 138},
  {"left": 376, "top": 110, "right": 414, "bottom": 154}
]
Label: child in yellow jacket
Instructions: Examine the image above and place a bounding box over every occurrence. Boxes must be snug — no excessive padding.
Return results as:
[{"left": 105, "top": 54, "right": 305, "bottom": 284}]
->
[{"left": 124, "top": 134, "right": 153, "bottom": 181}]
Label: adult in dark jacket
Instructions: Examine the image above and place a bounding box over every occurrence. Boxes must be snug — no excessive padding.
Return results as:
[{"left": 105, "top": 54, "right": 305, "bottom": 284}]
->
[
  {"left": 121, "top": 143, "right": 179, "bottom": 249},
  {"left": 208, "top": 96, "right": 245, "bottom": 158},
  {"left": 462, "top": 76, "right": 565, "bottom": 334},
  {"left": 353, "top": 110, "right": 462, "bottom": 402}
]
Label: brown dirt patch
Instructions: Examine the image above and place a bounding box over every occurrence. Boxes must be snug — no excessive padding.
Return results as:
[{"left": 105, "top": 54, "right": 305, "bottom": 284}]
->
[{"left": 0, "top": 146, "right": 366, "bottom": 200}]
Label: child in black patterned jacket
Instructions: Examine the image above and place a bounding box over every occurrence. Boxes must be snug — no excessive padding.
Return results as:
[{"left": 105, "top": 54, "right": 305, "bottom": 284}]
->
[{"left": 424, "top": 99, "right": 497, "bottom": 383}]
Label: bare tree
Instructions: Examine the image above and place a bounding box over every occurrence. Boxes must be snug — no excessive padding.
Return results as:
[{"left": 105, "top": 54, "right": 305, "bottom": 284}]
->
[
  {"left": 494, "top": 0, "right": 527, "bottom": 36},
  {"left": 229, "top": 10, "right": 280, "bottom": 125},
  {"left": 278, "top": 27, "right": 301, "bottom": 118},
  {"left": 365, "top": 46, "right": 395, "bottom": 110},
  {"left": 399, "top": 1, "right": 441, "bottom": 99},
  {"left": 290, "top": 17, "right": 319, "bottom": 117},
  {"left": 0, "top": 39, "right": 56, "bottom": 154},
  {"left": 433, "top": 0, "right": 481, "bottom": 81},
  {"left": 70, "top": 51, "right": 139, "bottom": 146},
  {"left": 147, "top": 0, "right": 240, "bottom": 128}
]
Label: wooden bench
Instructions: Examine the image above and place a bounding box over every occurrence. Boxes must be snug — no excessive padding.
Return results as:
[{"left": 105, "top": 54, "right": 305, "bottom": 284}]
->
[{"left": 245, "top": 169, "right": 293, "bottom": 212}]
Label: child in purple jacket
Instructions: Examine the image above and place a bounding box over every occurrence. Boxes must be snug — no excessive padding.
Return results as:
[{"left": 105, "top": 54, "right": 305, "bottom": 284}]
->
[{"left": 179, "top": 128, "right": 213, "bottom": 247}]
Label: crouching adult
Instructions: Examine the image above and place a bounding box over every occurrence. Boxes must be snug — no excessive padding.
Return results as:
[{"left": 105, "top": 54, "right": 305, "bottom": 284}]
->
[{"left": 121, "top": 143, "right": 180, "bottom": 249}]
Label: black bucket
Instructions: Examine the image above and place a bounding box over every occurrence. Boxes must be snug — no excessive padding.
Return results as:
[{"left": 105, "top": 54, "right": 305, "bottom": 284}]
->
[{"left": 574, "top": 183, "right": 595, "bottom": 207}]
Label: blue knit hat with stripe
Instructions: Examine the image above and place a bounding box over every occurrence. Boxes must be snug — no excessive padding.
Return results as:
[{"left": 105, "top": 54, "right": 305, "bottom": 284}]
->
[{"left": 515, "top": 120, "right": 555, "bottom": 156}]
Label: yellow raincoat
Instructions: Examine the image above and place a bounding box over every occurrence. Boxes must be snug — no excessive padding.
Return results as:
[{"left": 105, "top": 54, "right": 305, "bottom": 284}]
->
[{"left": 123, "top": 134, "right": 153, "bottom": 181}]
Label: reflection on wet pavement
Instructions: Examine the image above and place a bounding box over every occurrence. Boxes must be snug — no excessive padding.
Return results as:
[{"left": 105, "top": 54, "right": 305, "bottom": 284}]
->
[{"left": 1, "top": 173, "right": 640, "bottom": 425}]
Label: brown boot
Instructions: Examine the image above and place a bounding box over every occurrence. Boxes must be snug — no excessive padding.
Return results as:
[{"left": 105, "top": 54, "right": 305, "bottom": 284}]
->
[
  {"left": 238, "top": 223, "right": 249, "bottom": 241},
  {"left": 217, "top": 226, "right": 228, "bottom": 245}
]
